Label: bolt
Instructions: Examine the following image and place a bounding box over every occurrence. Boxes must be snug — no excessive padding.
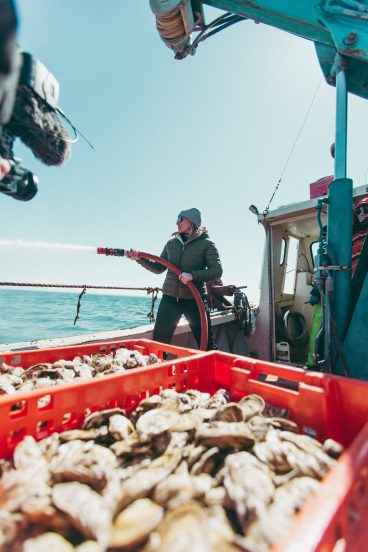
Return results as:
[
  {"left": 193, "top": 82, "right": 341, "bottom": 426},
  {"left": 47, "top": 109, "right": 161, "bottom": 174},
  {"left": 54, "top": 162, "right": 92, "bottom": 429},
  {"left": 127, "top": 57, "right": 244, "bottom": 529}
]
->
[{"left": 343, "top": 32, "right": 358, "bottom": 45}]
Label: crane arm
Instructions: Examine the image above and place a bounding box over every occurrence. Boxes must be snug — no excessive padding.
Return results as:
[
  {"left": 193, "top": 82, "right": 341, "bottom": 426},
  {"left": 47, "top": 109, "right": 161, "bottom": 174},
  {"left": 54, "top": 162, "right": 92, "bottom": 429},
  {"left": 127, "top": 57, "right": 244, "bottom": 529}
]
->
[{"left": 149, "top": 0, "right": 368, "bottom": 99}]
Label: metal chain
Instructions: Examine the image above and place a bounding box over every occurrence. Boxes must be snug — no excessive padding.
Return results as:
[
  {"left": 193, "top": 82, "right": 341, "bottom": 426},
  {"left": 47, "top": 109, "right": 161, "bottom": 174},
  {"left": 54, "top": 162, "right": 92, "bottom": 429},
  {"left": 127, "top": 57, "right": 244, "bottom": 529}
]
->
[{"left": 0, "top": 282, "right": 162, "bottom": 292}]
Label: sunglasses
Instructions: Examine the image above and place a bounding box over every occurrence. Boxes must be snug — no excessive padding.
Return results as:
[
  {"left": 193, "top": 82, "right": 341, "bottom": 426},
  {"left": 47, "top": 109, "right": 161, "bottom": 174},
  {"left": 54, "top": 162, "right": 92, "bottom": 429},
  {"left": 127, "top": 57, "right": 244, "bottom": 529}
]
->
[
  {"left": 176, "top": 216, "right": 184, "bottom": 223},
  {"left": 355, "top": 204, "right": 368, "bottom": 215}
]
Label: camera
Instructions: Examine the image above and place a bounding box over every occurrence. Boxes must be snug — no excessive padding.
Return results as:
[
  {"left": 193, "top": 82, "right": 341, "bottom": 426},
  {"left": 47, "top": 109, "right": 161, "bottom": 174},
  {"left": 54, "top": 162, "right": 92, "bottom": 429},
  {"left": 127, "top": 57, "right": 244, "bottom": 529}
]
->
[{"left": 0, "top": 157, "right": 39, "bottom": 201}]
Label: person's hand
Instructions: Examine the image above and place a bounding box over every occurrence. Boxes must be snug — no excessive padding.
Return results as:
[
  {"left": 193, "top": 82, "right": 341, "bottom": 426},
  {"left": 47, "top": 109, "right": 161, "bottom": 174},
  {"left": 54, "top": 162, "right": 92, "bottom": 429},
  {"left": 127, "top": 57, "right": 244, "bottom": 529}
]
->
[
  {"left": 179, "top": 272, "right": 193, "bottom": 285},
  {"left": 125, "top": 248, "right": 140, "bottom": 261},
  {"left": 0, "top": 156, "right": 11, "bottom": 181}
]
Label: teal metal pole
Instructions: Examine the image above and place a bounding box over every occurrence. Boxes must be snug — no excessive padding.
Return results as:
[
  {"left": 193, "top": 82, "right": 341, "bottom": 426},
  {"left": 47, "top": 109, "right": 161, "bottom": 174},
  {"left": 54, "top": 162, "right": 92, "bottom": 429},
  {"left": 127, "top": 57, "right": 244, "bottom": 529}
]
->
[
  {"left": 325, "top": 57, "right": 352, "bottom": 373},
  {"left": 334, "top": 60, "right": 347, "bottom": 180}
]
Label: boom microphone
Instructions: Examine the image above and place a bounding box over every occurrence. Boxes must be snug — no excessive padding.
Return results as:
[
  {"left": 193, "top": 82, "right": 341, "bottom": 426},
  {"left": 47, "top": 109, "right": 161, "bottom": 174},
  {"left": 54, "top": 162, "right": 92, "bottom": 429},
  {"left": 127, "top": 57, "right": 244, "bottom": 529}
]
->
[{"left": 5, "top": 50, "right": 72, "bottom": 166}]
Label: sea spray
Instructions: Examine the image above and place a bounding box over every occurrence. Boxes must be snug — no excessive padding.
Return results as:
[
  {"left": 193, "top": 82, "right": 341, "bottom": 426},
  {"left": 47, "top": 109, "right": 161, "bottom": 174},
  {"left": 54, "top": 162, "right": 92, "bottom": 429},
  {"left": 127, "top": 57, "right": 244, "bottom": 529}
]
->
[{"left": 0, "top": 240, "right": 96, "bottom": 254}]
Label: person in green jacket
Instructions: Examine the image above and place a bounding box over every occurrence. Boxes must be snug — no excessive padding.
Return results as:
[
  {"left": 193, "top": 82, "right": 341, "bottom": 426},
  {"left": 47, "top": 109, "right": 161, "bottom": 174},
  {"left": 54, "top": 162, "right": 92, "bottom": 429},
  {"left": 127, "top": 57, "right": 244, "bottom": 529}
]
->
[{"left": 126, "top": 208, "right": 222, "bottom": 350}]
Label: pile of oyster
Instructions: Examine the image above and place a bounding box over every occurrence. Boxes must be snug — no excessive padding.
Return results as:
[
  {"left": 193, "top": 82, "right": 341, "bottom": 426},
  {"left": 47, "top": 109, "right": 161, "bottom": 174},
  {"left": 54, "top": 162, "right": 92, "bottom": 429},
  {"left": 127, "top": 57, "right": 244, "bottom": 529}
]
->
[
  {"left": 0, "top": 389, "right": 344, "bottom": 551},
  {"left": 0, "top": 349, "right": 160, "bottom": 396}
]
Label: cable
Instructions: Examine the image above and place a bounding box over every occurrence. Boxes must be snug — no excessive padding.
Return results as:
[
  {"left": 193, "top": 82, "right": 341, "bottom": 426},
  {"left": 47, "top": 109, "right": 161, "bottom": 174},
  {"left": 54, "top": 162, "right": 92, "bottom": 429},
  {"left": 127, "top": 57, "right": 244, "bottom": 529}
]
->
[
  {"left": 0, "top": 282, "right": 162, "bottom": 291},
  {"left": 189, "top": 12, "right": 246, "bottom": 55},
  {"left": 263, "top": 77, "right": 323, "bottom": 215}
]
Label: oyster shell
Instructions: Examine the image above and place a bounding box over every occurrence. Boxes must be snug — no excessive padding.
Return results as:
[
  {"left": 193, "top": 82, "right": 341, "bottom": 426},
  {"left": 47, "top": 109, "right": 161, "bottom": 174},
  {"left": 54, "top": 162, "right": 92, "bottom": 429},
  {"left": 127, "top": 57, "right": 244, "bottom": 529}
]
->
[
  {"left": 195, "top": 422, "right": 255, "bottom": 449},
  {"left": 50, "top": 440, "right": 118, "bottom": 491},
  {"left": 141, "top": 502, "right": 210, "bottom": 552},
  {"left": 82, "top": 408, "right": 126, "bottom": 430},
  {"left": 75, "top": 541, "right": 104, "bottom": 552},
  {"left": 205, "top": 389, "right": 229, "bottom": 409},
  {"left": 112, "top": 448, "right": 182, "bottom": 514},
  {"left": 59, "top": 427, "right": 109, "bottom": 443},
  {"left": 241, "top": 476, "right": 321, "bottom": 551},
  {"left": 108, "top": 413, "right": 135, "bottom": 441},
  {"left": 136, "top": 408, "right": 181, "bottom": 437},
  {"left": 110, "top": 498, "right": 164, "bottom": 549},
  {"left": 323, "top": 438, "right": 344, "bottom": 459},
  {"left": 238, "top": 394, "right": 265, "bottom": 421},
  {"left": 214, "top": 403, "right": 244, "bottom": 423},
  {"left": 23, "top": 532, "right": 73, "bottom": 552},
  {"left": 220, "top": 451, "right": 275, "bottom": 528},
  {"left": 52, "top": 482, "right": 112, "bottom": 548}
]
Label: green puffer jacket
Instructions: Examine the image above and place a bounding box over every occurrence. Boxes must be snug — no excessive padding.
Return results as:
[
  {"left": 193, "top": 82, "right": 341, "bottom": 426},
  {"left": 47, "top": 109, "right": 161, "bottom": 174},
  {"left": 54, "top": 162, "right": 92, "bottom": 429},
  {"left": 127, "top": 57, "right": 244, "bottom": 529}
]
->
[{"left": 137, "top": 229, "right": 223, "bottom": 300}]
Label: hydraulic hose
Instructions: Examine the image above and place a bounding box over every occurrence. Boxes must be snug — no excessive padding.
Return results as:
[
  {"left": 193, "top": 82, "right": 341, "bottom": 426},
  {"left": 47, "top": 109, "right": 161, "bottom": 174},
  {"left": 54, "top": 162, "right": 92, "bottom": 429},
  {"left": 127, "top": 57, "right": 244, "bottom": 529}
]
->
[{"left": 97, "top": 247, "right": 209, "bottom": 350}]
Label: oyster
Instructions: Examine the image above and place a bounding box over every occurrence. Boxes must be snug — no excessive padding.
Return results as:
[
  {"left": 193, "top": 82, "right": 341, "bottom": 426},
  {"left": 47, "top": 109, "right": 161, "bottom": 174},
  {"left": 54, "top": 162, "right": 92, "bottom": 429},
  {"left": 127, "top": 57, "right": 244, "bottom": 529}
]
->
[
  {"left": 112, "top": 448, "right": 182, "bottom": 513},
  {"left": 195, "top": 421, "right": 255, "bottom": 449},
  {"left": 220, "top": 451, "right": 275, "bottom": 528},
  {"left": 74, "top": 542, "right": 104, "bottom": 552},
  {"left": 0, "top": 510, "right": 23, "bottom": 549},
  {"left": 110, "top": 429, "right": 171, "bottom": 460},
  {"left": 0, "top": 464, "right": 51, "bottom": 513},
  {"left": 190, "top": 447, "right": 220, "bottom": 476},
  {"left": 238, "top": 394, "right": 265, "bottom": 421},
  {"left": 142, "top": 501, "right": 239, "bottom": 552},
  {"left": 323, "top": 438, "right": 344, "bottom": 459},
  {"left": 203, "top": 485, "right": 227, "bottom": 507},
  {"left": 50, "top": 439, "right": 118, "bottom": 491},
  {"left": 205, "top": 388, "right": 229, "bottom": 409},
  {"left": 214, "top": 403, "right": 244, "bottom": 423},
  {"left": 110, "top": 498, "right": 164, "bottom": 549},
  {"left": 59, "top": 427, "right": 109, "bottom": 443},
  {"left": 37, "top": 433, "right": 61, "bottom": 461},
  {"left": 152, "top": 462, "right": 213, "bottom": 509},
  {"left": 13, "top": 435, "right": 49, "bottom": 472},
  {"left": 185, "top": 389, "right": 211, "bottom": 409},
  {"left": 21, "top": 494, "right": 70, "bottom": 535},
  {"left": 136, "top": 408, "right": 181, "bottom": 437},
  {"left": 108, "top": 413, "right": 135, "bottom": 441},
  {"left": 0, "top": 380, "right": 16, "bottom": 395},
  {"left": 21, "top": 363, "right": 53, "bottom": 379},
  {"left": 23, "top": 532, "right": 73, "bottom": 552},
  {"left": 254, "top": 430, "right": 336, "bottom": 478},
  {"left": 52, "top": 482, "right": 112, "bottom": 548},
  {"left": 241, "top": 476, "right": 321, "bottom": 551},
  {"left": 142, "top": 502, "right": 210, "bottom": 552},
  {"left": 82, "top": 408, "right": 126, "bottom": 430}
]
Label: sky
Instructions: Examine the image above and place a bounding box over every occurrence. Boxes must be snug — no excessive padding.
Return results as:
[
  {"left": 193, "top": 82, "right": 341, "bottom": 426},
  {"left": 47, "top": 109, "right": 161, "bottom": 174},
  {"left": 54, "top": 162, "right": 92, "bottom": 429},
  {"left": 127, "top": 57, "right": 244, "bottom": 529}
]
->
[{"left": 1, "top": 1, "right": 368, "bottom": 303}]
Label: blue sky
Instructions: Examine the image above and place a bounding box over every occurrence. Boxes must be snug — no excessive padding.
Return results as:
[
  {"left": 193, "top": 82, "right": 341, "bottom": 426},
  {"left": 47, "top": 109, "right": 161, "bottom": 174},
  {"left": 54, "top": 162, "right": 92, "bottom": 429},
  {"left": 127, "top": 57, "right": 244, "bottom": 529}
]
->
[{"left": 1, "top": 1, "right": 368, "bottom": 302}]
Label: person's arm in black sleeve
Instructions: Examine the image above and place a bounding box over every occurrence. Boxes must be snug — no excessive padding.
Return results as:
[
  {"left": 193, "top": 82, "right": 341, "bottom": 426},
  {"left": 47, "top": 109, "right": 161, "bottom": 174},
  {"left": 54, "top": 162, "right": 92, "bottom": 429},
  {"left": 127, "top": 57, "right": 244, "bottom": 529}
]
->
[{"left": 191, "top": 242, "right": 223, "bottom": 282}]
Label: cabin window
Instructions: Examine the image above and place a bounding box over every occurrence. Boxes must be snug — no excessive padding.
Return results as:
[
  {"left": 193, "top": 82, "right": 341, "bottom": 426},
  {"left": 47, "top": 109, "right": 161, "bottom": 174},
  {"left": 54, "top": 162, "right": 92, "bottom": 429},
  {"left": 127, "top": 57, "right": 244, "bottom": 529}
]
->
[
  {"left": 279, "top": 238, "right": 286, "bottom": 266},
  {"left": 310, "top": 241, "right": 318, "bottom": 266},
  {"left": 283, "top": 236, "right": 299, "bottom": 294}
]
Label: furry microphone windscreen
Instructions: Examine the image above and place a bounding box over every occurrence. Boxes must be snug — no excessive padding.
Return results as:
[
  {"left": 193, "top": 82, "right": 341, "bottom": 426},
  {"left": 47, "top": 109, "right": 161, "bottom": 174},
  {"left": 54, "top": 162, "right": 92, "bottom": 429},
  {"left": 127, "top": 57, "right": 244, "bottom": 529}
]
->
[{"left": 5, "top": 84, "right": 72, "bottom": 166}]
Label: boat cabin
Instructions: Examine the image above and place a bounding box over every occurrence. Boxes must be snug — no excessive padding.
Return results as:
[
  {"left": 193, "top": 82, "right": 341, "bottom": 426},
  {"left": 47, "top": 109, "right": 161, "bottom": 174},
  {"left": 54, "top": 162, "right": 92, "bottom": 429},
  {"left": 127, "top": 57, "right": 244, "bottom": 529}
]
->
[{"left": 249, "top": 183, "right": 368, "bottom": 366}]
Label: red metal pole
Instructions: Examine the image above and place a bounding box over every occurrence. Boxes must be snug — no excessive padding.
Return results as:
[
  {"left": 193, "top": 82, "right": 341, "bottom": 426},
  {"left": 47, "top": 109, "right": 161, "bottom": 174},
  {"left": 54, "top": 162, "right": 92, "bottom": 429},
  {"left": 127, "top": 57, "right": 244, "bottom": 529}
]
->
[{"left": 96, "top": 248, "right": 209, "bottom": 350}]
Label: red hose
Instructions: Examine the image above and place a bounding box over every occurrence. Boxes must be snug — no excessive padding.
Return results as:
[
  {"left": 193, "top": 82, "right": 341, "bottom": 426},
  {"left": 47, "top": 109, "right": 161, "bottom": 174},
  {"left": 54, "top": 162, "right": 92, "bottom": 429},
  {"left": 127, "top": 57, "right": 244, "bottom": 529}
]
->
[
  {"left": 136, "top": 251, "right": 208, "bottom": 351},
  {"left": 97, "top": 247, "right": 209, "bottom": 350}
]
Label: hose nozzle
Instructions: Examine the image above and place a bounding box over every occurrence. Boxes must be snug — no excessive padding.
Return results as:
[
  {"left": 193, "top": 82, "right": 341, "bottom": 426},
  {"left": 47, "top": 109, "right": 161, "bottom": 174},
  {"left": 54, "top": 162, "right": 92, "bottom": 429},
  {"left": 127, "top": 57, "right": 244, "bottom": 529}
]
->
[{"left": 97, "top": 247, "right": 125, "bottom": 257}]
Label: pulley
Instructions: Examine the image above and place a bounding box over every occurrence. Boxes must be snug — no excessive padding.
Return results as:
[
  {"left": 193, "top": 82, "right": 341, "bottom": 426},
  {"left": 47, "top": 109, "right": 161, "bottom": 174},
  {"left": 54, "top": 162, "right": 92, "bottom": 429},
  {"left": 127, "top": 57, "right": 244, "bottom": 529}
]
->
[{"left": 149, "top": 0, "right": 204, "bottom": 58}]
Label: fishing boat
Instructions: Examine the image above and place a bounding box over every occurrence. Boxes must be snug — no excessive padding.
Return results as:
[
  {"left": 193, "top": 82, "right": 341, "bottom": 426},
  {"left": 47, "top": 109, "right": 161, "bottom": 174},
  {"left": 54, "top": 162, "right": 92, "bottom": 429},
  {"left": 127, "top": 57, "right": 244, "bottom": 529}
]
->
[
  {"left": 1, "top": 4, "right": 368, "bottom": 550},
  {"left": 2, "top": 0, "right": 368, "bottom": 382}
]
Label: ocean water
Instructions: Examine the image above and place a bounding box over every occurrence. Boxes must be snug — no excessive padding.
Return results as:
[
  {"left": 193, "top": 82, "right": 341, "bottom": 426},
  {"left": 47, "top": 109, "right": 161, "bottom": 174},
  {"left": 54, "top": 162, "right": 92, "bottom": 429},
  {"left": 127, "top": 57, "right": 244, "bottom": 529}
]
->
[{"left": 0, "top": 289, "right": 158, "bottom": 345}]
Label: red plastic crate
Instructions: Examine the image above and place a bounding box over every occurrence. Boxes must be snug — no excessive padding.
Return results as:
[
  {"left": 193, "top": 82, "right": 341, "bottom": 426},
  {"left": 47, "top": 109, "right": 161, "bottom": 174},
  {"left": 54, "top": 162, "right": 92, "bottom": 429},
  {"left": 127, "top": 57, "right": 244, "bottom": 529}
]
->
[
  {"left": 0, "top": 338, "right": 199, "bottom": 369},
  {"left": 0, "top": 349, "right": 368, "bottom": 551}
]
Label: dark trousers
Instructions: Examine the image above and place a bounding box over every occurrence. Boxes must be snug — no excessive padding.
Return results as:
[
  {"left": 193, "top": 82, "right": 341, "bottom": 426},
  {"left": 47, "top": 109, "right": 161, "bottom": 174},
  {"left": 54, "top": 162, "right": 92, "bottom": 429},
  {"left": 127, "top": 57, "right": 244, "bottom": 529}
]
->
[{"left": 153, "top": 294, "right": 216, "bottom": 350}]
